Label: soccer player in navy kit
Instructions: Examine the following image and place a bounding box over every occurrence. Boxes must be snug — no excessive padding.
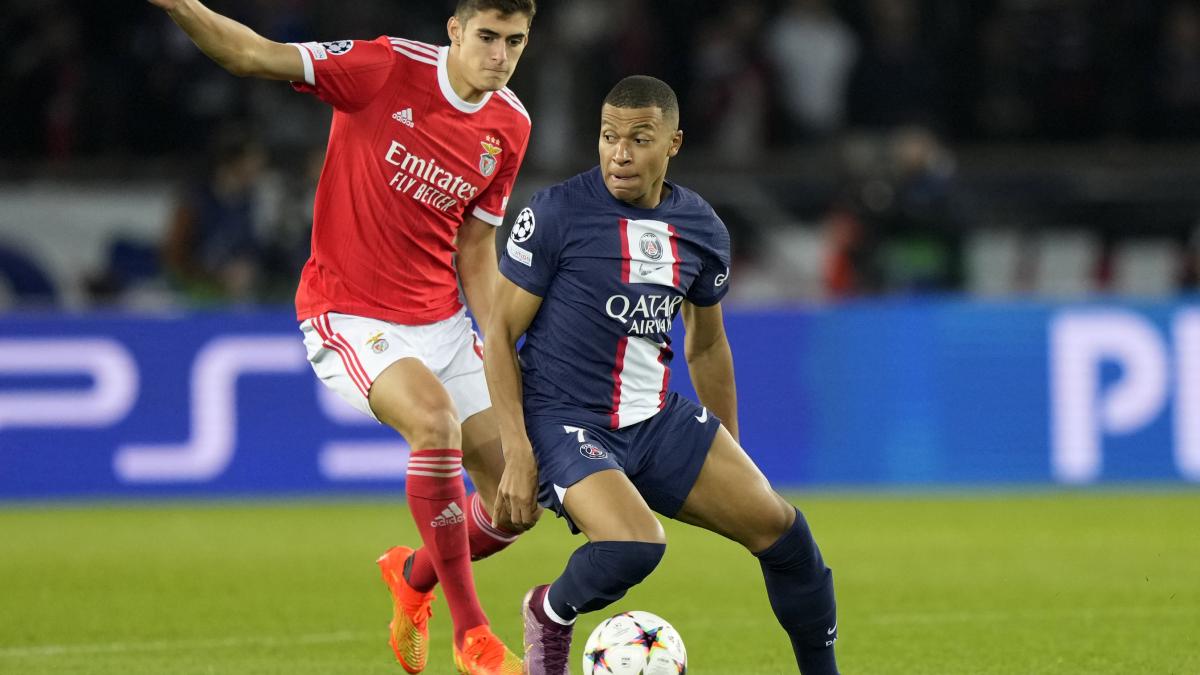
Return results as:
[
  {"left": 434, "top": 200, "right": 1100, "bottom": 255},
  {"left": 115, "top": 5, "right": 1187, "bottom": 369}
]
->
[{"left": 485, "top": 75, "right": 840, "bottom": 674}]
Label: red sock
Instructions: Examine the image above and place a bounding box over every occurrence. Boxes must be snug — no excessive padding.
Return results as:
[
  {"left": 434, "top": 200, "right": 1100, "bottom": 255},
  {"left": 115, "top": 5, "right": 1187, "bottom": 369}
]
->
[
  {"left": 405, "top": 448, "right": 486, "bottom": 646},
  {"left": 408, "top": 492, "right": 521, "bottom": 591}
]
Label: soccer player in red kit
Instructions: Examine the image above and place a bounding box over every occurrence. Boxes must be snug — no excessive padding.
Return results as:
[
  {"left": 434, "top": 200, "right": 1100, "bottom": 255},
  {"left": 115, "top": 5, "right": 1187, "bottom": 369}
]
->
[{"left": 145, "top": 1, "right": 536, "bottom": 673}]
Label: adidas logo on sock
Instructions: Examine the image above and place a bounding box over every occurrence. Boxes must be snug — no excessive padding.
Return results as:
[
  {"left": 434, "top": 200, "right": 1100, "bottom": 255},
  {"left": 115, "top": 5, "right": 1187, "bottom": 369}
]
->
[
  {"left": 393, "top": 108, "right": 414, "bottom": 127},
  {"left": 431, "top": 502, "right": 465, "bottom": 527}
]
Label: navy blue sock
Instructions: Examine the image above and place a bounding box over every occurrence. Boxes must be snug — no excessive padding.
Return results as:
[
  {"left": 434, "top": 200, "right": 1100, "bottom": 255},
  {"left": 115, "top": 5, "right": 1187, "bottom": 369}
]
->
[
  {"left": 755, "top": 508, "right": 839, "bottom": 675},
  {"left": 546, "top": 541, "right": 666, "bottom": 622}
]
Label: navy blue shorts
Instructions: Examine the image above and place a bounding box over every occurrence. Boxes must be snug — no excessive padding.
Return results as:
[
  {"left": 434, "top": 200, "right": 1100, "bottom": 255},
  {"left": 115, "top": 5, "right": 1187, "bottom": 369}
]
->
[{"left": 526, "top": 392, "right": 722, "bottom": 533}]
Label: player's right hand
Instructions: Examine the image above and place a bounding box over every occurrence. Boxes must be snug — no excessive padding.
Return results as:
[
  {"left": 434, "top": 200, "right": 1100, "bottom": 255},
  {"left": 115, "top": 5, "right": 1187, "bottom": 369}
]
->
[
  {"left": 493, "top": 443, "right": 539, "bottom": 531},
  {"left": 146, "top": 0, "right": 181, "bottom": 11}
]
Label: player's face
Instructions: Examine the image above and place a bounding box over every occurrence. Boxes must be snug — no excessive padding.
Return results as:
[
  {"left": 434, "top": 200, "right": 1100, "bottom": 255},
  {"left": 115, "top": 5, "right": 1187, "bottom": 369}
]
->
[
  {"left": 599, "top": 104, "right": 683, "bottom": 209},
  {"left": 447, "top": 10, "right": 530, "bottom": 96}
]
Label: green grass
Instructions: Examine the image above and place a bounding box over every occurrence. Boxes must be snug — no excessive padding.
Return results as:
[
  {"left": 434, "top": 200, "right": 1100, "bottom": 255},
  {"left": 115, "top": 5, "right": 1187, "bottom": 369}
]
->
[{"left": 1, "top": 491, "right": 1198, "bottom": 674}]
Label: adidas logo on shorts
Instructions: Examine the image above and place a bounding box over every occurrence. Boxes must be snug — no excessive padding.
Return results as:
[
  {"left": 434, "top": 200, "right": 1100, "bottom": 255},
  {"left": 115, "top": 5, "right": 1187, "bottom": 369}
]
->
[{"left": 431, "top": 502, "right": 465, "bottom": 527}]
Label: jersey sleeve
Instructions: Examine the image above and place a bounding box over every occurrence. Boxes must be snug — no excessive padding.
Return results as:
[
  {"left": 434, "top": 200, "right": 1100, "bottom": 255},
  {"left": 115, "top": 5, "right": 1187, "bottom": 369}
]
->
[
  {"left": 467, "top": 118, "right": 531, "bottom": 227},
  {"left": 289, "top": 37, "right": 394, "bottom": 112},
  {"left": 499, "top": 190, "right": 563, "bottom": 297},
  {"left": 686, "top": 214, "right": 732, "bottom": 307}
]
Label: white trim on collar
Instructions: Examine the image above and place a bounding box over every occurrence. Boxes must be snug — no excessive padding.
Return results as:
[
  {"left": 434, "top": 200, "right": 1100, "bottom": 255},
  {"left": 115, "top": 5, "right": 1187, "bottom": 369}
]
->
[{"left": 437, "top": 46, "right": 492, "bottom": 114}]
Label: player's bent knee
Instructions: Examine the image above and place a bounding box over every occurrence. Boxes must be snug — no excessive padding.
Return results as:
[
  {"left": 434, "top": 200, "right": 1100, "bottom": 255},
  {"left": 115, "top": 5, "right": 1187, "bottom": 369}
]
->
[
  {"left": 387, "top": 406, "right": 461, "bottom": 449},
  {"left": 735, "top": 491, "right": 796, "bottom": 553}
]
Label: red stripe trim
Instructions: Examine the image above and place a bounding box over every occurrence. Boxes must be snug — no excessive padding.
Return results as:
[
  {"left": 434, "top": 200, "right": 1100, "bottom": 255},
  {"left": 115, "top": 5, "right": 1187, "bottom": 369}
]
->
[
  {"left": 313, "top": 315, "right": 369, "bottom": 398},
  {"left": 497, "top": 88, "right": 526, "bottom": 110},
  {"left": 321, "top": 314, "right": 374, "bottom": 394},
  {"left": 667, "top": 223, "right": 682, "bottom": 288},
  {"left": 472, "top": 333, "right": 484, "bottom": 361},
  {"left": 619, "top": 218, "right": 631, "bottom": 284},
  {"left": 392, "top": 46, "right": 437, "bottom": 65},
  {"left": 494, "top": 89, "right": 530, "bottom": 121},
  {"left": 657, "top": 344, "right": 671, "bottom": 408},
  {"left": 331, "top": 332, "right": 373, "bottom": 391},
  {"left": 389, "top": 38, "right": 438, "bottom": 56},
  {"left": 609, "top": 336, "right": 629, "bottom": 428}
]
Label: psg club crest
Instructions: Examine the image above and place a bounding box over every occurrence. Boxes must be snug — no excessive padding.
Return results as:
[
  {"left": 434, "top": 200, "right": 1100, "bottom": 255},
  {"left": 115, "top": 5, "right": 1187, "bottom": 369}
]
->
[
  {"left": 510, "top": 208, "right": 535, "bottom": 242},
  {"left": 639, "top": 232, "right": 664, "bottom": 261},
  {"left": 579, "top": 443, "right": 609, "bottom": 460},
  {"left": 479, "top": 140, "right": 502, "bottom": 177}
]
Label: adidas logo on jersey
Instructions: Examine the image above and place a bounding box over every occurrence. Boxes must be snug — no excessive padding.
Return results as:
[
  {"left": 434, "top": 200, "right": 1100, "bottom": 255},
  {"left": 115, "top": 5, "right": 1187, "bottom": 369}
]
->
[
  {"left": 393, "top": 108, "right": 414, "bottom": 128},
  {"left": 431, "top": 502, "right": 465, "bottom": 527}
]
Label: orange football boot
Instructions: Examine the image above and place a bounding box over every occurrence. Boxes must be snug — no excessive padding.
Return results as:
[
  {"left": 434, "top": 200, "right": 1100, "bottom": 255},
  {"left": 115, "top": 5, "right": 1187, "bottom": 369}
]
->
[
  {"left": 377, "top": 546, "right": 435, "bottom": 673},
  {"left": 453, "top": 625, "right": 523, "bottom": 675}
]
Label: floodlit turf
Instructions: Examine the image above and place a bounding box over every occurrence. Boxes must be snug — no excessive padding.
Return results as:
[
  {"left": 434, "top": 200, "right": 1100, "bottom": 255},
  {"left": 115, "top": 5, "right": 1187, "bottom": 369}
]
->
[{"left": 1, "top": 490, "right": 1198, "bottom": 674}]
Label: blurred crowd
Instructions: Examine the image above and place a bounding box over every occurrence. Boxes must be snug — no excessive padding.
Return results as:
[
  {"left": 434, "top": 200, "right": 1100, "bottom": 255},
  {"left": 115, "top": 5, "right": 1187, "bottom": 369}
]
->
[{"left": 2, "top": 0, "right": 1200, "bottom": 307}]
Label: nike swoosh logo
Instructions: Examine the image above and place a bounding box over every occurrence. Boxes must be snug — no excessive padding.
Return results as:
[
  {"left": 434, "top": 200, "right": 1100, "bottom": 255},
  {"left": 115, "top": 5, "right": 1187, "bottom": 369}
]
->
[
  {"left": 695, "top": 408, "right": 708, "bottom": 423},
  {"left": 639, "top": 264, "right": 666, "bottom": 275},
  {"left": 827, "top": 623, "right": 837, "bottom": 635}
]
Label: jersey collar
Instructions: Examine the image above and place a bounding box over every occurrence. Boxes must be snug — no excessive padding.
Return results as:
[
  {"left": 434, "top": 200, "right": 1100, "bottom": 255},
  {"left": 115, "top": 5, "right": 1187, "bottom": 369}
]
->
[{"left": 437, "top": 46, "right": 493, "bottom": 114}]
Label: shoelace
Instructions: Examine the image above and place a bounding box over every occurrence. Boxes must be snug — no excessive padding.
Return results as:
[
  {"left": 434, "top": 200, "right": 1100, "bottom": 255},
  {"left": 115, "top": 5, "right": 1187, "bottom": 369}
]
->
[
  {"left": 464, "top": 632, "right": 503, "bottom": 667},
  {"left": 538, "top": 621, "right": 572, "bottom": 670},
  {"left": 408, "top": 598, "right": 433, "bottom": 622},
  {"left": 397, "top": 586, "right": 433, "bottom": 623}
]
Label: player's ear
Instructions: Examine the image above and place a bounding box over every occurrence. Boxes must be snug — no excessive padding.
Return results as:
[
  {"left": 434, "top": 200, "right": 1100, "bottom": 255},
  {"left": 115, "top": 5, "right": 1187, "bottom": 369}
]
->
[
  {"left": 668, "top": 129, "right": 683, "bottom": 158},
  {"left": 447, "top": 15, "right": 462, "bottom": 46}
]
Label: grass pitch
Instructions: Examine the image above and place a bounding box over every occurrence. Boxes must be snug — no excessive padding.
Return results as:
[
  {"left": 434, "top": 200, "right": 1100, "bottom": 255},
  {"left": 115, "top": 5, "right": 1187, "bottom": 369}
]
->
[{"left": 1, "top": 490, "right": 1197, "bottom": 674}]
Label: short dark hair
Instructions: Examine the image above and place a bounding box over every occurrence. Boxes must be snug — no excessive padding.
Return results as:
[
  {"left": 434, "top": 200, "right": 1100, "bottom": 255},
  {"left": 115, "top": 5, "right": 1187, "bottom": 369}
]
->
[
  {"left": 603, "top": 75, "right": 679, "bottom": 125},
  {"left": 455, "top": 0, "right": 536, "bottom": 23}
]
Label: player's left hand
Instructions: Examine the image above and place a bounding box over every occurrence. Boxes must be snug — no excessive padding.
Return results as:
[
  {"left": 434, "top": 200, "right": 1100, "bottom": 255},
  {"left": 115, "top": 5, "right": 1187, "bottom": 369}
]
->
[{"left": 493, "top": 443, "right": 540, "bottom": 530}]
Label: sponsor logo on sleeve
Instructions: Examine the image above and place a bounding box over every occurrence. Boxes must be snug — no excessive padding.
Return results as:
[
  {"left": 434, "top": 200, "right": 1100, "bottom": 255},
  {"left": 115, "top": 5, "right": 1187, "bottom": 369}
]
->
[
  {"left": 506, "top": 239, "right": 533, "bottom": 267},
  {"left": 301, "top": 42, "right": 328, "bottom": 60}
]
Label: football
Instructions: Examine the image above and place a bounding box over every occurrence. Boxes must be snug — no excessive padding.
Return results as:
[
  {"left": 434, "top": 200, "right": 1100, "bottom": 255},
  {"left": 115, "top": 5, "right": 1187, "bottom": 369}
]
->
[{"left": 582, "top": 610, "right": 687, "bottom": 674}]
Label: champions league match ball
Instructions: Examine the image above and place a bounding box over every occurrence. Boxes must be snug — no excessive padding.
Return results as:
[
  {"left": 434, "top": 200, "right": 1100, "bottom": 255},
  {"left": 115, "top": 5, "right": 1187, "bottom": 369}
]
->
[{"left": 582, "top": 610, "right": 687, "bottom": 674}]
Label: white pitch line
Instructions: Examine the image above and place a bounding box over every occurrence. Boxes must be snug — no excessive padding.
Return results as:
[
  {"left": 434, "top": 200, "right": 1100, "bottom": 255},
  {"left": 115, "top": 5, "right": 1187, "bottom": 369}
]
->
[
  {"left": 0, "top": 630, "right": 375, "bottom": 658},
  {"left": 865, "top": 605, "right": 1199, "bottom": 626}
]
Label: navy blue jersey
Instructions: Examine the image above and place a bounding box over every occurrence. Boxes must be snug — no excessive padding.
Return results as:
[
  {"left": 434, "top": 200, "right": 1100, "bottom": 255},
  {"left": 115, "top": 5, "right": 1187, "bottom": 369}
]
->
[{"left": 500, "top": 167, "right": 731, "bottom": 429}]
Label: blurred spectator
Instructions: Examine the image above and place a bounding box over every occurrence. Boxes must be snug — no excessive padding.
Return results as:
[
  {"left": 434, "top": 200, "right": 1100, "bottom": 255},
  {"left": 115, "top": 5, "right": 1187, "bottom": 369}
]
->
[
  {"left": 824, "top": 126, "right": 963, "bottom": 297},
  {"left": 258, "top": 146, "right": 324, "bottom": 301},
  {"left": 1032, "top": 0, "right": 1106, "bottom": 139},
  {"left": 765, "top": 0, "right": 858, "bottom": 140},
  {"left": 1147, "top": 0, "right": 1200, "bottom": 138},
  {"left": 689, "top": 1, "right": 772, "bottom": 163},
  {"left": 2, "top": 1, "right": 85, "bottom": 160},
  {"left": 974, "top": 6, "right": 1037, "bottom": 138},
  {"left": 160, "top": 127, "right": 271, "bottom": 303},
  {"left": 847, "top": 0, "right": 943, "bottom": 131}
]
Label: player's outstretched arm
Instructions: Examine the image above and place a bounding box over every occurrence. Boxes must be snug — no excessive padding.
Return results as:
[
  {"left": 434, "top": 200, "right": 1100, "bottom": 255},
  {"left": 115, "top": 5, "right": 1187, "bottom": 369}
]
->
[
  {"left": 682, "top": 301, "right": 740, "bottom": 441},
  {"left": 483, "top": 277, "right": 543, "bottom": 530},
  {"left": 146, "top": 0, "right": 303, "bottom": 81},
  {"left": 457, "top": 216, "right": 499, "bottom": 335}
]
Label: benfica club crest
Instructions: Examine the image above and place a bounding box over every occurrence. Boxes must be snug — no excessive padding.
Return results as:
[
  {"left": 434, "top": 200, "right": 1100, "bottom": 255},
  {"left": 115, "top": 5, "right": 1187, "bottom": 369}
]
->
[{"left": 479, "top": 139, "right": 502, "bottom": 177}]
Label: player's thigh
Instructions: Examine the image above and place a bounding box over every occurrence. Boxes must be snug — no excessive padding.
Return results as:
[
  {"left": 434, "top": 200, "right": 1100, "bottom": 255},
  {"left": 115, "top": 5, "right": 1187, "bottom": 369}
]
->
[
  {"left": 369, "top": 357, "right": 460, "bottom": 448},
  {"left": 460, "top": 408, "right": 504, "bottom": 503},
  {"left": 673, "top": 425, "right": 795, "bottom": 553},
  {"left": 563, "top": 469, "right": 665, "bottom": 544}
]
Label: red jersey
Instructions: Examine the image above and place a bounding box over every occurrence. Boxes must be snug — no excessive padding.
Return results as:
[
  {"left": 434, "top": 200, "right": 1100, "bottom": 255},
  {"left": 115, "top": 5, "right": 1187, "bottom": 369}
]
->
[{"left": 289, "top": 37, "right": 531, "bottom": 324}]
